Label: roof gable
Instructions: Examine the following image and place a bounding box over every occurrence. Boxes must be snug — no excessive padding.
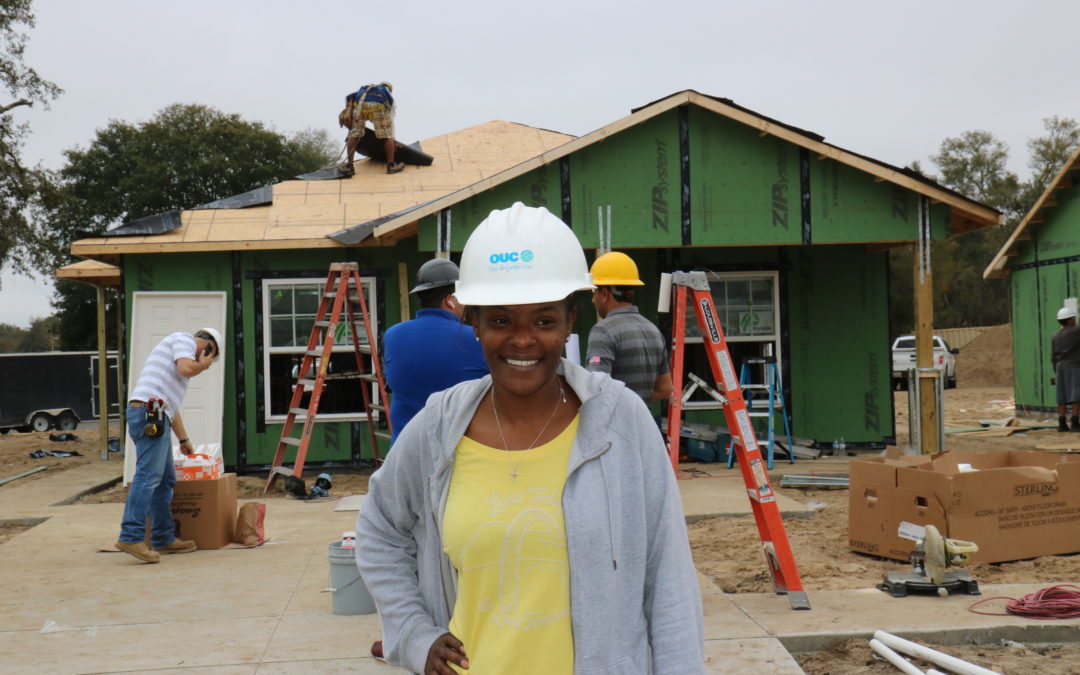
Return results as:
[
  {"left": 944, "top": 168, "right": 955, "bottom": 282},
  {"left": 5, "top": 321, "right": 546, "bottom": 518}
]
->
[
  {"left": 984, "top": 143, "right": 1080, "bottom": 278},
  {"left": 338, "top": 90, "right": 999, "bottom": 246}
]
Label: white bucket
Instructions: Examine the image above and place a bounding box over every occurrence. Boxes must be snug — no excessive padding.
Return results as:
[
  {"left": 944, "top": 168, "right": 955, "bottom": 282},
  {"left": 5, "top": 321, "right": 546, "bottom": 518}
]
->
[{"left": 327, "top": 541, "right": 376, "bottom": 615}]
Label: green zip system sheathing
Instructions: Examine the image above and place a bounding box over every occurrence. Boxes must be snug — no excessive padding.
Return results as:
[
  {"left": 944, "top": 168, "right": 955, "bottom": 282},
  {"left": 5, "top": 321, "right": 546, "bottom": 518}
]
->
[
  {"left": 125, "top": 244, "right": 431, "bottom": 467},
  {"left": 1009, "top": 185, "right": 1080, "bottom": 411}
]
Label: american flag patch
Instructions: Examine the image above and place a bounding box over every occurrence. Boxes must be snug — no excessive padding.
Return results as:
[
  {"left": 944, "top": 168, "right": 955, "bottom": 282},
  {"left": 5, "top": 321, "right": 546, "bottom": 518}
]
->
[{"left": 588, "top": 355, "right": 602, "bottom": 365}]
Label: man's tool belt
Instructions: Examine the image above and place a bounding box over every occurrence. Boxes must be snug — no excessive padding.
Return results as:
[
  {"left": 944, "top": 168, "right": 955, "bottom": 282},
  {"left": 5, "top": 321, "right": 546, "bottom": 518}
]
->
[{"left": 144, "top": 398, "right": 166, "bottom": 437}]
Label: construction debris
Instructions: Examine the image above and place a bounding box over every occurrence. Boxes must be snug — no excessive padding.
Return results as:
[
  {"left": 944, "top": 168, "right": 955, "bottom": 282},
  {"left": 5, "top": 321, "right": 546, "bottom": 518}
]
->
[{"left": 779, "top": 474, "right": 849, "bottom": 489}]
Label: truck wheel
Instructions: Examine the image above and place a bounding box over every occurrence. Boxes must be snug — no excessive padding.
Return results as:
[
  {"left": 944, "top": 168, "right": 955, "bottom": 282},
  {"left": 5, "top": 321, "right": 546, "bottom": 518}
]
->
[
  {"left": 30, "top": 412, "right": 54, "bottom": 433},
  {"left": 56, "top": 412, "right": 79, "bottom": 431}
]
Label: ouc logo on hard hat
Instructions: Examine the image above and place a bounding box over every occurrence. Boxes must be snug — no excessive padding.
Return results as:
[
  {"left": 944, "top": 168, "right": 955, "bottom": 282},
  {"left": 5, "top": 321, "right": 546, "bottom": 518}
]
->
[{"left": 488, "top": 250, "right": 534, "bottom": 264}]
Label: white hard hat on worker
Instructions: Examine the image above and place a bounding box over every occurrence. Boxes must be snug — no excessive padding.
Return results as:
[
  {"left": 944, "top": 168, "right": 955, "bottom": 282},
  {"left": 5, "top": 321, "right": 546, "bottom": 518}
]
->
[
  {"left": 454, "top": 202, "right": 594, "bottom": 306},
  {"left": 195, "top": 327, "right": 224, "bottom": 362},
  {"left": 1058, "top": 307, "right": 1077, "bottom": 322}
]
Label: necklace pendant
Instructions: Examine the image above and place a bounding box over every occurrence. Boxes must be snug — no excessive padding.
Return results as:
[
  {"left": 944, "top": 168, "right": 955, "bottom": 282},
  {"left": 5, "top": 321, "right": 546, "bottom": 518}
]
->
[{"left": 510, "top": 464, "right": 519, "bottom": 482}]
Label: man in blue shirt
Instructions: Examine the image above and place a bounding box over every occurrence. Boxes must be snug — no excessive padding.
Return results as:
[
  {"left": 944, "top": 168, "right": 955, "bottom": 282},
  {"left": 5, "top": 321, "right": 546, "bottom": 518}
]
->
[{"left": 383, "top": 259, "right": 489, "bottom": 444}]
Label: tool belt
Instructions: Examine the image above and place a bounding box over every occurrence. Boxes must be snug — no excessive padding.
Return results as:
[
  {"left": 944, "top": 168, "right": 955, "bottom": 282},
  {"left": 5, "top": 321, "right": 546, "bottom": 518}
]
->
[{"left": 142, "top": 398, "right": 166, "bottom": 437}]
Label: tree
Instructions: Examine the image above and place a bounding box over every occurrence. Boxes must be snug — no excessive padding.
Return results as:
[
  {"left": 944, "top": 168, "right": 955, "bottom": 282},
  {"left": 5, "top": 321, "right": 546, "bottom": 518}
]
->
[
  {"left": 0, "top": 0, "right": 61, "bottom": 277},
  {"left": 40, "top": 105, "right": 336, "bottom": 263},
  {"left": 931, "top": 130, "right": 1022, "bottom": 219},
  {"left": 890, "top": 119, "right": 1080, "bottom": 333},
  {"left": 20, "top": 314, "right": 57, "bottom": 351},
  {"left": 1021, "top": 116, "right": 1080, "bottom": 208},
  {"left": 35, "top": 105, "right": 335, "bottom": 349}
]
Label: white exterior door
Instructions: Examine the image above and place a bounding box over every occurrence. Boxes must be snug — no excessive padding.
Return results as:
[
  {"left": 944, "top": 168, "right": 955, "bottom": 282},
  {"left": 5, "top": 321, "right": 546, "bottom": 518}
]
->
[{"left": 124, "top": 292, "right": 227, "bottom": 485}]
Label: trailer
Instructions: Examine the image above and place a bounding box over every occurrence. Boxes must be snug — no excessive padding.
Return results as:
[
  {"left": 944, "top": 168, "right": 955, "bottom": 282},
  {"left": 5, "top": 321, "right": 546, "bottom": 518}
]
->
[{"left": 0, "top": 351, "right": 120, "bottom": 433}]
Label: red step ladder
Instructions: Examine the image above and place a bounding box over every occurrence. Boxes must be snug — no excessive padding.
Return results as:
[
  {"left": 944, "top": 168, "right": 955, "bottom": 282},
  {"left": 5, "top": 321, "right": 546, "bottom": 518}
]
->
[
  {"left": 264, "top": 262, "right": 390, "bottom": 493},
  {"left": 666, "top": 270, "right": 810, "bottom": 609}
]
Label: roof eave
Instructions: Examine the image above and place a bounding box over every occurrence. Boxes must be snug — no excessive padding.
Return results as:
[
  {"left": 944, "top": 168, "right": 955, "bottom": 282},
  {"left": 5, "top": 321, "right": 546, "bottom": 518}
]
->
[{"left": 984, "top": 144, "right": 1080, "bottom": 280}]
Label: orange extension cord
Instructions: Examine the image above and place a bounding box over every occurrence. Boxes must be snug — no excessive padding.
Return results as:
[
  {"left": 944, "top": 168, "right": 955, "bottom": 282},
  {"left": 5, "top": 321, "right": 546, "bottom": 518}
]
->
[{"left": 968, "top": 584, "right": 1080, "bottom": 620}]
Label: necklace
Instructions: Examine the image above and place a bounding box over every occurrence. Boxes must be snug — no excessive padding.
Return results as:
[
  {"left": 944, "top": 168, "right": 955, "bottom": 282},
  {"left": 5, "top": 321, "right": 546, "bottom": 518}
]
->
[{"left": 491, "top": 379, "right": 567, "bottom": 482}]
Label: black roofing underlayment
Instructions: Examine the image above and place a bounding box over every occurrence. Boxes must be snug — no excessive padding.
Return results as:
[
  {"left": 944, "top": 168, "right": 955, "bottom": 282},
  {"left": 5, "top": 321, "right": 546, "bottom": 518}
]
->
[
  {"left": 101, "top": 209, "right": 183, "bottom": 237},
  {"left": 329, "top": 198, "right": 438, "bottom": 245},
  {"left": 193, "top": 185, "right": 273, "bottom": 210}
]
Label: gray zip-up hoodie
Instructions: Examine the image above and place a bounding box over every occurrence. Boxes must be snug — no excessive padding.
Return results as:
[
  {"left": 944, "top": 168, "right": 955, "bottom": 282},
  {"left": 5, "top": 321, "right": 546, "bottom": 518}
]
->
[{"left": 356, "top": 359, "right": 705, "bottom": 674}]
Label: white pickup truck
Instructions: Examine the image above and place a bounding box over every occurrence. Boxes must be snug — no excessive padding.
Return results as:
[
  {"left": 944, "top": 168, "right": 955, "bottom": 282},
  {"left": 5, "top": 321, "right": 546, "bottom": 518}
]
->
[{"left": 891, "top": 335, "right": 958, "bottom": 390}]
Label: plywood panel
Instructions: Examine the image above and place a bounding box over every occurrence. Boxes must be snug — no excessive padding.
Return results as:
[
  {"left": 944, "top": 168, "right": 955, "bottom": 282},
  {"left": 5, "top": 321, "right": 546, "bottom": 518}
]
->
[{"left": 182, "top": 211, "right": 214, "bottom": 243}]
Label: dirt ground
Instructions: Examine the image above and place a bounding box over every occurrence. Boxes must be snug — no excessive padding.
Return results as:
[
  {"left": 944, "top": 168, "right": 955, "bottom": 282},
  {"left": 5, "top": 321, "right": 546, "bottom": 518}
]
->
[{"left": 4, "top": 325, "right": 1079, "bottom": 671}]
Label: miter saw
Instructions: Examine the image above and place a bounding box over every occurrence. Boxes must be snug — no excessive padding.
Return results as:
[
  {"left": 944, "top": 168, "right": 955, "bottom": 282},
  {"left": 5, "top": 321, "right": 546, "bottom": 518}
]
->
[{"left": 879, "top": 523, "right": 981, "bottom": 597}]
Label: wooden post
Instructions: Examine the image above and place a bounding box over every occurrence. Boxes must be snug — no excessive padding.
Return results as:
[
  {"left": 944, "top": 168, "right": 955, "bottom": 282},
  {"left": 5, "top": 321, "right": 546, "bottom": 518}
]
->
[
  {"left": 116, "top": 287, "right": 125, "bottom": 450},
  {"left": 398, "top": 262, "right": 410, "bottom": 323},
  {"left": 97, "top": 286, "right": 109, "bottom": 461},
  {"left": 914, "top": 196, "right": 939, "bottom": 454}
]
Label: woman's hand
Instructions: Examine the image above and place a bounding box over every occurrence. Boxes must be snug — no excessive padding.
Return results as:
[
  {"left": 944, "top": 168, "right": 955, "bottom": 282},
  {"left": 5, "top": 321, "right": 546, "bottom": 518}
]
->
[{"left": 425, "top": 632, "right": 469, "bottom": 674}]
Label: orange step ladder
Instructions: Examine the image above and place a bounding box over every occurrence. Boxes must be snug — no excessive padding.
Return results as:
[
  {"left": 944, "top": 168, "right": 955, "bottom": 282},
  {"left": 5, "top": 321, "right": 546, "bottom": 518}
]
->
[
  {"left": 666, "top": 270, "right": 810, "bottom": 609},
  {"left": 264, "top": 262, "right": 390, "bottom": 493}
]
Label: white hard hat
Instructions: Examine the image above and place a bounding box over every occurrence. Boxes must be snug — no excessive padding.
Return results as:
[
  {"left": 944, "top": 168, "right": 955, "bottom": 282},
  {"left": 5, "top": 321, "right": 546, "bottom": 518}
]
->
[
  {"left": 196, "top": 327, "right": 224, "bottom": 362},
  {"left": 455, "top": 202, "right": 594, "bottom": 306},
  {"left": 1058, "top": 307, "right": 1077, "bottom": 321}
]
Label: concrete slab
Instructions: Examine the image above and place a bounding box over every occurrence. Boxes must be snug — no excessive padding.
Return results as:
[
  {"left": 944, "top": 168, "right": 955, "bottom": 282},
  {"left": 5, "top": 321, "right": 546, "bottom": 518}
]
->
[
  {"left": 1, "top": 460, "right": 1074, "bottom": 674},
  {"left": 704, "top": 637, "right": 804, "bottom": 674},
  {"left": 677, "top": 472, "right": 816, "bottom": 523},
  {"left": 731, "top": 585, "right": 1080, "bottom": 654}
]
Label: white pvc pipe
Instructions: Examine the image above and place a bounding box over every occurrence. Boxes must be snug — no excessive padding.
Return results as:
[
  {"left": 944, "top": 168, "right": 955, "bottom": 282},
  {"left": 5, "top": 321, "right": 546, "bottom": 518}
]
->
[
  {"left": 874, "top": 631, "right": 999, "bottom": 675},
  {"left": 657, "top": 273, "right": 672, "bottom": 313},
  {"left": 868, "top": 639, "right": 923, "bottom": 675}
]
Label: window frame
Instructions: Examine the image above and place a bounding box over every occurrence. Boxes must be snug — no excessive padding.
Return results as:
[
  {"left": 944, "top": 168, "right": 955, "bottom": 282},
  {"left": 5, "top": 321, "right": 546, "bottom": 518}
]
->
[
  {"left": 260, "top": 276, "right": 379, "bottom": 424},
  {"left": 681, "top": 270, "right": 783, "bottom": 404}
]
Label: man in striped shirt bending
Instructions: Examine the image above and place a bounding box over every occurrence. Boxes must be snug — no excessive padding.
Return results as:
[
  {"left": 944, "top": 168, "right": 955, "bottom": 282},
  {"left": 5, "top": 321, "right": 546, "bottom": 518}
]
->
[{"left": 116, "top": 328, "right": 222, "bottom": 564}]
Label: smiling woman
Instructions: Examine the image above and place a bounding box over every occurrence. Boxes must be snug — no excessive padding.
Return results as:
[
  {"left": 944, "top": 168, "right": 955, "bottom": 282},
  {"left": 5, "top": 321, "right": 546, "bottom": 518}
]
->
[{"left": 356, "top": 202, "right": 706, "bottom": 675}]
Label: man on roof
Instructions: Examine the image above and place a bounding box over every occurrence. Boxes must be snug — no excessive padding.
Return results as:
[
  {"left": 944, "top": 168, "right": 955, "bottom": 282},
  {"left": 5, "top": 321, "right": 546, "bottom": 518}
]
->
[{"left": 338, "top": 81, "right": 404, "bottom": 175}]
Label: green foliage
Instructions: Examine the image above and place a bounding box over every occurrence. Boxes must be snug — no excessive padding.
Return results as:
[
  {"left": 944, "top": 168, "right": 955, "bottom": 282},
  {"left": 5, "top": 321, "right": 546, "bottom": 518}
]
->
[
  {"left": 50, "top": 280, "right": 118, "bottom": 351},
  {"left": 0, "top": 0, "right": 61, "bottom": 276},
  {"left": 35, "top": 104, "right": 334, "bottom": 349},
  {"left": 0, "top": 315, "right": 58, "bottom": 352},
  {"left": 1020, "top": 115, "right": 1080, "bottom": 209},
  {"left": 890, "top": 117, "right": 1080, "bottom": 334},
  {"left": 39, "top": 104, "right": 335, "bottom": 267}
]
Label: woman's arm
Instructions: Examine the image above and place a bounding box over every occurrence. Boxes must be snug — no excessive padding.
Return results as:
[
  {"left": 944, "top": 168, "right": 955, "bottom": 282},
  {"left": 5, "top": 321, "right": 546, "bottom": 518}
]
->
[
  {"left": 355, "top": 416, "right": 450, "bottom": 673},
  {"left": 636, "top": 406, "right": 706, "bottom": 674}
]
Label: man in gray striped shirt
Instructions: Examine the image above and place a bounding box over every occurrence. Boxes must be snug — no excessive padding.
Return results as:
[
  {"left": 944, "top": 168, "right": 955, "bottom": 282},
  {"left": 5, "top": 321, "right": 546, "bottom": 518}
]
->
[
  {"left": 586, "top": 252, "right": 672, "bottom": 403},
  {"left": 116, "top": 328, "right": 221, "bottom": 563}
]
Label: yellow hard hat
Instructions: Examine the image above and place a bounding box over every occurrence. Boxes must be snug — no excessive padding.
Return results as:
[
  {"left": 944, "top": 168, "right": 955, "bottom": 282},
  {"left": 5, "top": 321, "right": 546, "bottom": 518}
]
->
[{"left": 590, "top": 251, "right": 644, "bottom": 286}]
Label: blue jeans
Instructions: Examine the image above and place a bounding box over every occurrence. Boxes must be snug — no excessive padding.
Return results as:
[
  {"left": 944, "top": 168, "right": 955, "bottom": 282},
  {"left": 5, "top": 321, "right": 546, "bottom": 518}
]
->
[{"left": 118, "top": 405, "right": 177, "bottom": 547}]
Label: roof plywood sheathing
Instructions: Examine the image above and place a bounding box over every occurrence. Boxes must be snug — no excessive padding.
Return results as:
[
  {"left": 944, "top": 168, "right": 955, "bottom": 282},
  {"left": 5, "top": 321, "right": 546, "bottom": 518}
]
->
[
  {"left": 70, "top": 120, "right": 573, "bottom": 257},
  {"left": 67, "top": 91, "right": 999, "bottom": 259}
]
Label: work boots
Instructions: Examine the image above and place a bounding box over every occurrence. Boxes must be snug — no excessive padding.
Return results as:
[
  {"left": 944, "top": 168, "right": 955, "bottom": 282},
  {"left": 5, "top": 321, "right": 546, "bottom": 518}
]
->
[
  {"left": 386, "top": 161, "right": 405, "bottom": 174},
  {"left": 154, "top": 538, "right": 197, "bottom": 554},
  {"left": 1059, "top": 416, "right": 1070, "bottom": 432},
  {"left": 116, "top": 540, "right": 160, "bottom": 564},
  {"left": 1072, "top": 415, "right": 1080, "bottom": 432}
]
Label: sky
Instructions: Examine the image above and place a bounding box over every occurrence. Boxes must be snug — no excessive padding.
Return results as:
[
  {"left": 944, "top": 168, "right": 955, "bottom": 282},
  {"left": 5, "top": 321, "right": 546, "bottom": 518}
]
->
[{"left": 2, "top": 0, "right": 1079, "bottom": 327}]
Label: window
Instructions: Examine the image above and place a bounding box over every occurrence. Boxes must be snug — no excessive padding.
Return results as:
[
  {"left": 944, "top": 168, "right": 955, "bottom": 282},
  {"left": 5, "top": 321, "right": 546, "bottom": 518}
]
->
[
  {"left": 682, "top": 271, "right": 781, "bottom": 406},
  {"left": 262, "top": 277, "right": 378, "bottom": 422}
]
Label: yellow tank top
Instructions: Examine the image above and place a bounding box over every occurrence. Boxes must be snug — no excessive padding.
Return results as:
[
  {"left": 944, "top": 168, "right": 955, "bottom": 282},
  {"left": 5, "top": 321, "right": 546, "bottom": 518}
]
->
[{"left": 443, "top": 415, "right": 579, "bottom": 674}]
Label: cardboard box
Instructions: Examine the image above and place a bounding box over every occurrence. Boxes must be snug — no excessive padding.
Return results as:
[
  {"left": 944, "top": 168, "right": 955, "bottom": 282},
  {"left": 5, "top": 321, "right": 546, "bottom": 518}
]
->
[
  {"left": 170, "top": 473, "right": 237, "bottom": 550},
  {"left": 849, "top": 450, "right": 1080, "bottom": 563}
]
